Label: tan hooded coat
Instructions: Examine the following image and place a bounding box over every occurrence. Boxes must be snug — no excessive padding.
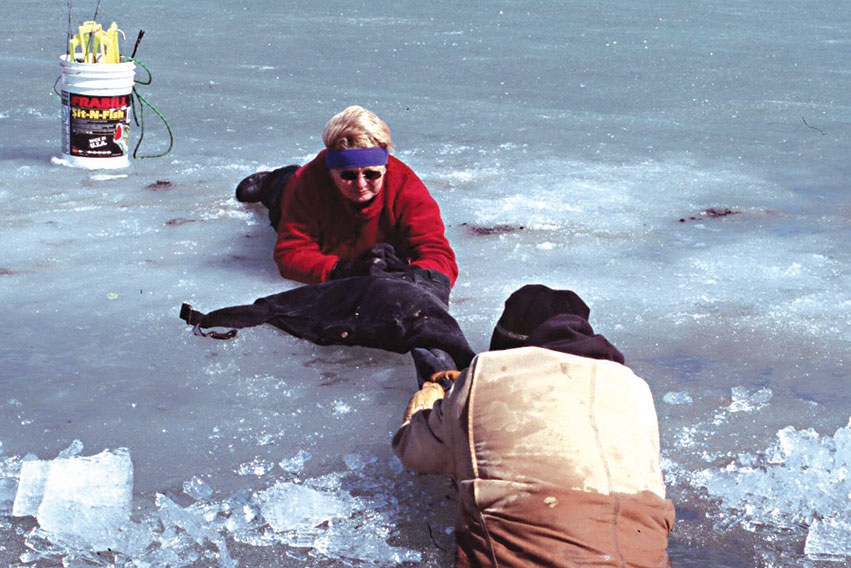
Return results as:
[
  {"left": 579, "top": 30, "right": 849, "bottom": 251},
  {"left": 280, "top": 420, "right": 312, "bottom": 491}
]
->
[{"left": 392, "top": 346, "right": 675, "bottom": 567}]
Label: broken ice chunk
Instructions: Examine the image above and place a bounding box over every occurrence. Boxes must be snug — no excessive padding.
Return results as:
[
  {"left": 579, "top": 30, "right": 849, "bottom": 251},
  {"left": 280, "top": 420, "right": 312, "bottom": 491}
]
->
[
  {"left": 156, "top": 492, "right": 217, "bottom": 545},
  {"left": 56, "top": 439, "right": 84, "bottom": 459},
  {"left": 279, "top": 449, "right": 311, "bottom": 473},
  {"left": 258, "top": 481, "right": 353, "bottom": 532},
  {"left": 12, "top": 458, "right": 50, "bottom": 517},
  {"left": 729, "top": 386, "right": 772, "bottom": 413},
  {"left": 805, "top": 516, "right": 851, "bottom": 561},
  {"left": 12, "top": 447, "right": 133, "bottom": 551},
  {"left": 156, "top": 493, "right": 236, "bottom": 568},
  {"left": 662, "top": 391, "right": 693, "bottom": 405},
  {"left": 237, "top": 457, "right": 275, "bottom": 477},
  {"left": 343, "top": 451, "right": 377, "bottom": 471},
  {"left": 183, "top": 475, "right": 214, "bottom": 501}
]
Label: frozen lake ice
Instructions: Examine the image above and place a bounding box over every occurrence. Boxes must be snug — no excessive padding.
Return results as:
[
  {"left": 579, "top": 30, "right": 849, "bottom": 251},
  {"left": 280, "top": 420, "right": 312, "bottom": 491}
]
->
[{"left": 1, "top": 0, "right": 850, "bottom": 566}]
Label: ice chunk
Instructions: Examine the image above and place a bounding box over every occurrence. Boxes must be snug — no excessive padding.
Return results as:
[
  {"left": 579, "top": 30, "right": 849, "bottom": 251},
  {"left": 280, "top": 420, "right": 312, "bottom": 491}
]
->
[
  {"left": 156, "top": 493, "right": 236, "bottom": 568},
  {"left": 257, "top": 481, "right": 352, "bottom": 532},
  {"left": 237, "top": 457, "right": 275, "bottom": 476},
  {"left": 22, "top": 527, "right": 104, "bottom": 565},
  {"left": 183, "top": 475, "right": 214, "bottom": 501},
  {"left": 388, "top": 455, "right": 404, "bottom": 475},
  {"left": 37, "top": 448, "right": 133, "bottom": 550},
  {"left": 805, "top": 516, "right": 851, "bottom": 561},
  {"left": 13, "top": 446, "right": 133, "bottom": 551},
  {"left": 157, "top": 493, "right": 218, "bottom": 544},
  {"left": 12, "top": 441, "right": 93, "bottom": 516},
  {"left": 56, "top": 439, "right": 84, "bottom": 459},
  {"left": 279, "top": 449, "right": 311, "bottom": 472},
  {"left": 662, "top": 391, "right": 693, "bottom": 405},
  {"left": 21, "top": 523, "right": 155, "bottom": 566},
  {"left": 12, "top": 458, "right": 50, "bottom": 517},
  {"left": 728, "top": 386, "right": 772, "bottom": 413},
  {"left": 344, "top": 451, "right": 377, "bottom": 471},
  {"left": 253, "top": 477, "right": 421, "bottom": 564},
  {"left": 691, "top": 416, "right": 851, "bottom": 551},
  {"left": 0, "top": 475, "right": 16, "bottom": 515},
  {"left": 316, "top": 528, "right": 422, "bottom": 565}
]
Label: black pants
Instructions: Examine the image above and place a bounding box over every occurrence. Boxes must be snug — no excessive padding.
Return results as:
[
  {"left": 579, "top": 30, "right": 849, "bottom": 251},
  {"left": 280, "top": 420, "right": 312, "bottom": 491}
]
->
[{"left": 259, "top": 165, "right": 299, "bottom": 230}]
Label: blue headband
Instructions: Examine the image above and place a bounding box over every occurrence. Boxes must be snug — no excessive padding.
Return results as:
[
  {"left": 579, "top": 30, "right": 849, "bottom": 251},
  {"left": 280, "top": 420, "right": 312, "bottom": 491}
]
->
[{"left": 325, "top": 147, "right": 389, "bottom": 169}]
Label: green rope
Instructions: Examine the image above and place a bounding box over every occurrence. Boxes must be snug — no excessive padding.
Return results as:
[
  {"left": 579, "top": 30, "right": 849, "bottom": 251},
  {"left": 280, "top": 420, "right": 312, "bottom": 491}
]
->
[{"left": 128, "top": 58, "right": 173, "bottom": 159}]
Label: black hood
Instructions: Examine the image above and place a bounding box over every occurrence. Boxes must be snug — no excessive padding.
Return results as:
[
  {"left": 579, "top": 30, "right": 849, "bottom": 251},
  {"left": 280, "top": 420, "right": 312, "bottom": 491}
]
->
[{"left": 489, "top": 284, "right": 624, "bottom": 364}]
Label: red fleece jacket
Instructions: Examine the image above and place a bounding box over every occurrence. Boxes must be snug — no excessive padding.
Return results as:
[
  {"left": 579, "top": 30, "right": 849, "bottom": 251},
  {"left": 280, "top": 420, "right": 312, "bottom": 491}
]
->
[{"left": 274, "top": 150, "right": 458, "bottom": 286}]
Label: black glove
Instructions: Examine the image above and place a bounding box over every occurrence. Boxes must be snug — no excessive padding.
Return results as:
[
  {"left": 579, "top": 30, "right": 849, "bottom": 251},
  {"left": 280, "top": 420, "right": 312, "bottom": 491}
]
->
[
  {"left": 328, "top": 257, "right": 388, "bottom": 280},
  {"left": 328, "top": 243, "right": 406, "bottom": 280},
  {"left": 360, "top": 243, "right": 406, "bottom": 271}
]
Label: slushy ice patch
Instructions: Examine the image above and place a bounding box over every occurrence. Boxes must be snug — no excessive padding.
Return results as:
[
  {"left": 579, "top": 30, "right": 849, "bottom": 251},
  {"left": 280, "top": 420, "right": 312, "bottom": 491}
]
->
[
  {"left": 667, "top": 388, "right": 851, "bottom": 563},
  {"left": 2, "top": 443, "right": 422, "bottom": 567},
  {"left": 693, "top": 419, "right": 851, "bottom": 561}
]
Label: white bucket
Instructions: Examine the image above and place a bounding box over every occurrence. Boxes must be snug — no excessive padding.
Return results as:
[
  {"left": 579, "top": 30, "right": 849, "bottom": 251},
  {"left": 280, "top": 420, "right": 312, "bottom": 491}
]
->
[{"left": 59, "top": 55, "right": 136, "bottom": 169}]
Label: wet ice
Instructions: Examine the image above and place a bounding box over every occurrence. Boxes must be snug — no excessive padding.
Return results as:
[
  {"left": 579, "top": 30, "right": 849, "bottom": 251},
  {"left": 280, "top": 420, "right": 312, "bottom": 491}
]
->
[
  {"left": 3, "top": 443, "right": 424, "bottom": 567},
  {"left": 666, "top": 390, "right": 851, "bottom": 564},
  {"left": 2, "top": 0, "right": 851, "bottom": 566}
]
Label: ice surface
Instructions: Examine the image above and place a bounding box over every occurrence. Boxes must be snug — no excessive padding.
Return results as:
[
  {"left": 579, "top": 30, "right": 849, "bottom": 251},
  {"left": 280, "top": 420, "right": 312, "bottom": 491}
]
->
[{"left": 2, "top": 0, "right": 851, "bottom": 566}]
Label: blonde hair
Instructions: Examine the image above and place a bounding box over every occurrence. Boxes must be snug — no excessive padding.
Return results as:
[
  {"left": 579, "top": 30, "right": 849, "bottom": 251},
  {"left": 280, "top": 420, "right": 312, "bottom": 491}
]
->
[{"left": 322, "top": 105, "right": 394, "bottom": 151}]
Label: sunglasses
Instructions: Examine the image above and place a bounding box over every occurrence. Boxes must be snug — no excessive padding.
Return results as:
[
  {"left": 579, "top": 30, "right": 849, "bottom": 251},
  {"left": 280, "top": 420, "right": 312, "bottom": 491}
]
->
[{"left": 338, "top": 169, "right": 384, "bottom": 181}]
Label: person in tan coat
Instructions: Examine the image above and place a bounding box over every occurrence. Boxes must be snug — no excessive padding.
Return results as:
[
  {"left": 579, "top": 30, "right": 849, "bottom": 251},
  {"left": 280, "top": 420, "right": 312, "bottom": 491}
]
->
[{"left": 392, "top": 285, "right": 675, "bottom": 567}]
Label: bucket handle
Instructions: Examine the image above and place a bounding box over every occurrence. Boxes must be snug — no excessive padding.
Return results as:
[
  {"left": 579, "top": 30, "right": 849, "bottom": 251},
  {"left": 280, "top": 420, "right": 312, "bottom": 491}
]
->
[{"left": 129, "top": 59, "right": 173, "bottom": 159}]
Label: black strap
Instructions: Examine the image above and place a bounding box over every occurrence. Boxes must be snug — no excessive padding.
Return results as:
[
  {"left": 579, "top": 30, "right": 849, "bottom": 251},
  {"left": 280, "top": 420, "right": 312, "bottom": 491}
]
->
[
  {"left": 192, "top": 323, "right": 238, "bottom": 340},
  {"left": 180, "top": 302, "right": 238, "bottom": 340}
]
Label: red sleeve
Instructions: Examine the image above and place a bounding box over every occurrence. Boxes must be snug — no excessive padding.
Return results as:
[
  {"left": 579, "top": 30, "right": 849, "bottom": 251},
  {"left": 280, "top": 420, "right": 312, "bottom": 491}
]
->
[
  {"left": 273, "top": 166, "right": 339, "bottom": 284},
  {"left": 393, "top": 168, "right": 459, "bottom": 286}
]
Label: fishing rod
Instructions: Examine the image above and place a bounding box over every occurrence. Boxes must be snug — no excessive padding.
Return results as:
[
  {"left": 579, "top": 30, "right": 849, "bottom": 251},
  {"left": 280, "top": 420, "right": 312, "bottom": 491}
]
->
[
  {"left": 66, "top": 0, "right": 73, "bottom": 52},
  {"left": 86, "top": 0, "right": 102, "bottom": 62},
  {"left": 130, "top": 29, "right": 145, "bottom": 59}
]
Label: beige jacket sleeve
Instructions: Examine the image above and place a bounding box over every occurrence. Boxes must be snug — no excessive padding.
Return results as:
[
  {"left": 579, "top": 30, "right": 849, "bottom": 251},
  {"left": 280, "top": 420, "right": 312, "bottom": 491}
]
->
[{"left": 391, "top": 366, "right": 473, "bottom": 477}]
